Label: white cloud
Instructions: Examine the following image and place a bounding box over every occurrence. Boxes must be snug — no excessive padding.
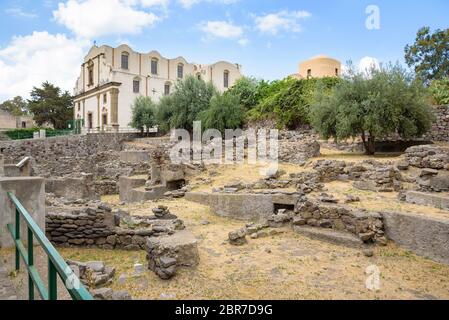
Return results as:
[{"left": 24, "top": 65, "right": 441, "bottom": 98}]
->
[
  {"left": 178, "top": 0, "right": 238, "bottom": 9},
  {"left": 53, "top": 0, "right": 161, "bottom": 39},
  {"left": 199, "top": 20, "right": 247, "bottom": 46},
  {"left": 238, "top": 38, "right": 249, "bottom": 46},
  {"left": 200, "top": 20, "right": 243, "bottom": 39},
  {"left": 254, "top": 10, "right": 311, "bottom": 35},
  {"left": 178, "top": 0, "right": 198, "bottom": 8},
  {"left": 5, "top": 7, "right": 38, "bottom": 18},
  {"left": 341, "top": 57, "right": 381, "bottom": 77},
  {"left": 0, "top": 31, "right": 89, "bottom": 100},
  {"left": 138, "top": 0, "right": 169, "bottom": 7},
  {"left": 358, "top": 56, "right": 380, "bottom": 73}
]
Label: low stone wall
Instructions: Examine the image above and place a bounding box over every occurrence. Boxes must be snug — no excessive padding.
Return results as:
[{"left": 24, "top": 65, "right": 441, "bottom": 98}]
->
[
  {"left": 185, "top": 192, "right": 300, "bottom": 220},
  {"left": 45, "top": 202, "right": 183, "bottom": 250},
  {"left": 278, "top": 131, "right": 320, "bottom": 164},
  {"left": 382, "top": 211, "right": 449, "bottom": 265},
  {"left": 45, "top": 174, "right": 99, "bottom": 200},
  {"left": 46, "top": 204, "right": 116, "bottom": 247},
  {"left": 405, "top": 145, "right": 449, "bottom": 170},
  {"left": 295, "top": 199, "right": 386, "bottom": 244},
  {"left": 120, "top": 150, "right": 149, "bottom": 163},
  {"left": 405, "top": 191, "right": 449, "bottom": 210}
]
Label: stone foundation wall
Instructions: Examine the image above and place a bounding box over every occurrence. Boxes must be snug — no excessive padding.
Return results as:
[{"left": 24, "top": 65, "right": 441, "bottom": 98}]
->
[
  {"left": 405, "top": 145, "right": 449, "bottom": 170},
  {"left": 295, "top": 199, "right": 386, "bottom": 244},
  {"left": 382, "top": 210, "right": 449, "bottom": 265},
  {"left": 45, "top": 202, "right": 183, "bottom": 250}
]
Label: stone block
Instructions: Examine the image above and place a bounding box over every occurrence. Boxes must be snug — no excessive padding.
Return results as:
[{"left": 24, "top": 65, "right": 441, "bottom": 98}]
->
[{"left": 0, "top": 177, "right": 45, "bottom": 248}]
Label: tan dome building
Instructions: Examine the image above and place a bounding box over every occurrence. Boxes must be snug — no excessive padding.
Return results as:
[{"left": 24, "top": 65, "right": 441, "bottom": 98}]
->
[{"left": 292, "top": 55, "right": 341, "bottom": 79}]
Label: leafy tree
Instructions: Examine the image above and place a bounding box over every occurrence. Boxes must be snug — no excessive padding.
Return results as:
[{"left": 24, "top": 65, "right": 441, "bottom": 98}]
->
[
  {"left": 159, "top": 75, "right": 217, "bottom": 132},
  {"left": 130, "top": 96, "right": 157, "bottom": 133},
  {"left": 200, "top": 93, "right": 244, "bottom": 133},
  {"left": 429, "top": 78, "right": 449, "bottom": 105},
  {"left": 405, "top": 27, "right": 449, "bottom": 83},
  {"left": 0, "top": 96, "right": 29, "bottom": 116},
  {"left": 28, "top": 82, "right": 73, "bottom": 129},
  {"left": 155, "top": 95, "right": 174, "bottom": 134},
  {"left": 225, "top": 77, "right": 259, "bottom": 111},
  {"left": 310, "top": 64, "right": 434, "bottom": 155}
]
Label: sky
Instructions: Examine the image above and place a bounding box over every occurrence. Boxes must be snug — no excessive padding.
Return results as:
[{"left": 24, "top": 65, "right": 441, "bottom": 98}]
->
[{"left": 0, "top": 0, "right": 448, "bottom": 102}]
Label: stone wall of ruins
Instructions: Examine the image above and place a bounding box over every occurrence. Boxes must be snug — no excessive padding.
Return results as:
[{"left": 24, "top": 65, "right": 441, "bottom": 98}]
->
[
  {"left": 425, "top": 105, "right": 449, "bottom": 142},
  {"left": 0, "top": 133, "right": 138, "bottom": 175}
]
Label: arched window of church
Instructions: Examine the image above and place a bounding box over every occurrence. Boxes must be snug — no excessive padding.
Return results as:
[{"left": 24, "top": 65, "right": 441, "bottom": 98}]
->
[
  {"left": 133, "top": 77, "right": 140, "bottom": 93},
  {"left": 177, "top": 63, "right": 184, "bottom": 79},
  {"left": 151, "top": 58, "right": 158, "bottom": 75},
  {"left": 87, "top": 61, "right": 94, "bottom": 86},
  {"left": 164, "top": 82, "right": 171, "bottom": 96},
  {"left": 121, "top": 52, "right": 129, "bottom": 69},
  {"left": 223, "top": 70, "right": 229, "bottom": 88}
]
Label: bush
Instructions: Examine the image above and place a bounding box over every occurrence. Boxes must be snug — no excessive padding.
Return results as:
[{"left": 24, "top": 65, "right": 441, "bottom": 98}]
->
[
  {"left": 130, "top": 96, "right": 157, "bottom": 133},
  {"left": 4, "top": 128, "right": 72, "bottom": 140},
  {"left": 225, "top": 77, "right": 259, "bottom": 111},
  {"left": 247, "top": 77, "right": 340, "bottom": 129},
  {"left": 429, "top": 78, "right": 449, "bottom": 105},
  {"left": 199, "top": 93, "right": 244, "bottom": 133},
  {"left": 310, "top": 64, "right": 434, "bottom": 155}
]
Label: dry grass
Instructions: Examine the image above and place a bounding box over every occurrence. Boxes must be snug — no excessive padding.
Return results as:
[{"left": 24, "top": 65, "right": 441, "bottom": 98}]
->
[{"left": 317, "top": 181, "right": 449, "bottom": 219}]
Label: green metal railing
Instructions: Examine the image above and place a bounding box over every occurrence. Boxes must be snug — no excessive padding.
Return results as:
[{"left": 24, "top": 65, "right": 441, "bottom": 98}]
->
[{"left": 6, "top": 192, "right": 93, "bottom": 300}]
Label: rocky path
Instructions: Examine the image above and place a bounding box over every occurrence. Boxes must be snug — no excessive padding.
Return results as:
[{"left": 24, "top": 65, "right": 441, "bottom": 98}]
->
[{"left": 0, "top": 259, "right": 18, "bottom": 300}]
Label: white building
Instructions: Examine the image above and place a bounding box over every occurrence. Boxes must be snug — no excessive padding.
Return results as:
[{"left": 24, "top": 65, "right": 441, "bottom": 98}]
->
[{"left": 73, "top": 44, "right": 243, "bottom": 131}]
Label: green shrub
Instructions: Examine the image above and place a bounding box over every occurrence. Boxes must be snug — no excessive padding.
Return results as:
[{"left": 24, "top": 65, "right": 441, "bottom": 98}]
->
[
  {"left": 225, "top": 77, "right": 259, "bottom": 111},
  {"left": 4, "top": 128, "right": 72, "bottom": 140},
  {"left": 247, "top": 77, "right": 340, "bottom": 129}
]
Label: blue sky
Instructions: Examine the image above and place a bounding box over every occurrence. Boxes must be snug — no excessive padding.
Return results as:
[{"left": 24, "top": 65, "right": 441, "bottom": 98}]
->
[{"left": 0, "top": 0, "right": 448, "bottom": 101}]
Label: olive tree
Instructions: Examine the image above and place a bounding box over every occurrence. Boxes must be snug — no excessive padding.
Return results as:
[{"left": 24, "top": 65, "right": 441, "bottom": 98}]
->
[
  {"left": 310, "top": 64, "right": 434, "bottom": 155},
  {"left": 130, "top": 96, "right": 157, "bottom": 134}
]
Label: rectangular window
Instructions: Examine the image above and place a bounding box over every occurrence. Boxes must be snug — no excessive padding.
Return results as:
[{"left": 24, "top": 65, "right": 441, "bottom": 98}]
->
[
  {"left": 224, "top": 72, "right": 229, "bottom": 88},
  {"left": 307, "top": 69, "right": 312, "bottom": 78},
  {"left": 133, "top": 80, "right": 140, "bottom": 93},
  {"left": 77, "top": 103, "right": 81, "bottom": 111},
  {"left": 164, "top": 84, "right": 170, "bottom": 96},
  {"left": 177, "top": 64, "right": 183, "bottom": 79},
  {"left": 103, "top": 94, "right": 107, "bottom": 104},
  {"left": 151, "top": 59, "right": 158, "bottom": 75},
  {"left": 87, "top": 113, "right": 93, "bottom": 129},
  {"left": 121, "top": 54, "right": 129, "bottom": 69},
  {"left": 335, "top": 68, "right": 339, "bottom": 76},
  {"left": 88, "top": 68, "right": 94, "bottom": 86}
]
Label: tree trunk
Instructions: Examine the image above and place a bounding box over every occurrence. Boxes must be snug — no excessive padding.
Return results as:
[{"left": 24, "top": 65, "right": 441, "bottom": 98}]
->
[
  {"left": 367, "top": 134, "right": 376, "bottom": 155},
  {"left": 361, "top": 132, "right": 376, "bottom": 155}
]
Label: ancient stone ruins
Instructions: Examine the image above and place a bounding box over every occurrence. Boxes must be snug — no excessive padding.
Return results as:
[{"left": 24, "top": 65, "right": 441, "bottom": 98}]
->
[{"left": 1, "top": 111, "right": 449, "bottom": 299}]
